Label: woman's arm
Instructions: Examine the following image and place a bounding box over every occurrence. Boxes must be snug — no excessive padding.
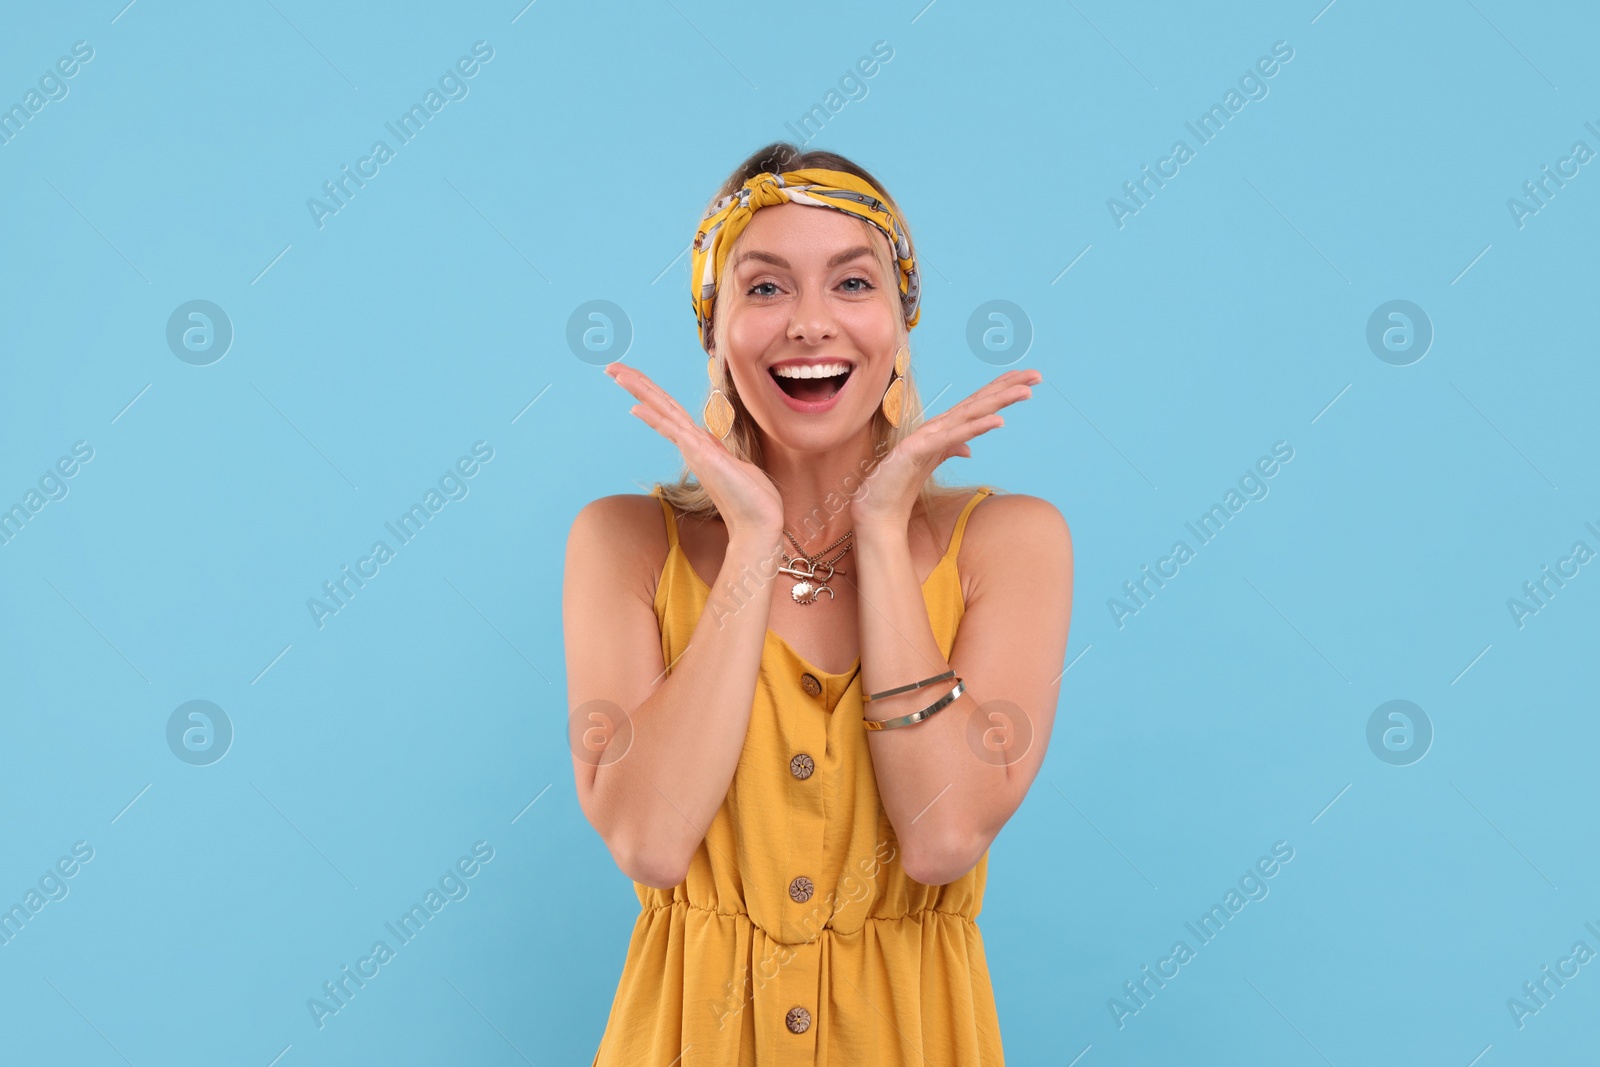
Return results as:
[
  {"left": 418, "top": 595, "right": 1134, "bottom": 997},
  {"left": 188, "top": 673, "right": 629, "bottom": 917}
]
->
[
  {"left": 854, "top": 493, "right": 1073, "bottom": 885},
  {"left": 564, "top": 495, "right": 781, "bottom": 888}
]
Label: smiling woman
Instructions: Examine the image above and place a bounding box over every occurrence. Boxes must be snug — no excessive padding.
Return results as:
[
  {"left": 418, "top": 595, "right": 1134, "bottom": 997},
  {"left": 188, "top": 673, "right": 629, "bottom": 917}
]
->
[
  {"left": 564, "top": 141, "right": 1073, "bottom": 1066},
  {"left": 669, "top": 145, "right": 935, "bottom": 522}
]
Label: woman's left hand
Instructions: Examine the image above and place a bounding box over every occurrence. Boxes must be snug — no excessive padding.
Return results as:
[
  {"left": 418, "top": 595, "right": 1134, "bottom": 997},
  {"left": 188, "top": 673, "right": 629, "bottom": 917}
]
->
[{"left": 853, "top": 367, "right": 1041, "bottom": 532}]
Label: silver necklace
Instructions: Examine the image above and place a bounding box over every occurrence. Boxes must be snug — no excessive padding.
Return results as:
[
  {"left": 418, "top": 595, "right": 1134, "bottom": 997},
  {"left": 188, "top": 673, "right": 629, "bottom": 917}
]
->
[{"left": 778, "top": 528, "right": 854, "bottom": 605}]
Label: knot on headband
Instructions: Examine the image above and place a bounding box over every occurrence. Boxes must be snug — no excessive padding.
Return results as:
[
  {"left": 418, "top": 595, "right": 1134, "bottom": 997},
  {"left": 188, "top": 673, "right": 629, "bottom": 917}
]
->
[{"left": 689, "top": 167, "right": 920, "bottom": 352}]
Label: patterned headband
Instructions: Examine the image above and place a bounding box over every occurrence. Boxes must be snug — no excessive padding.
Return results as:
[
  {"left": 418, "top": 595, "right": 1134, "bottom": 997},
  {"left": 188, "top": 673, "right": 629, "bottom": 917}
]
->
[{"left": 689, "top": 167, "right": 921, "bottom": 352}]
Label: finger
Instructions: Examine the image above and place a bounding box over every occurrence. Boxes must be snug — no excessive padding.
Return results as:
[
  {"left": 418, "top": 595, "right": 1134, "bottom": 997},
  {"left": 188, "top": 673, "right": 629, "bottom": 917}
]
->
[
  {"left": 607, "top": 363, "right": 688, "bottom": 414},
  {"left": 609, "top": 365, "right": 758, "bottom": 475},
  {"left": 986, "top": 367, "right": 1041, "bottom": 389},
  {"left": 928, "top": 384, "right": 1025, "bottom": 439},
  {"left": 942, "top": 412, "right": 1005, "bottom": 445},
  {"left": 940, "top": 442, "right": 973, "bottom": 462},
  {"left": 625, "top": 396, "right": 685, "bottom": 445},
  {"left": 616, "top": 373, "right": 735, "bottom": 457},
  {"left": 893, "top": 413, "right": 1001, "bottom": 470},
  {"left": 611, "top": 369, "right": 702, "bottom": 442},
  {"left": 629, "top": 397, "right": 726, "bottom": 462},
  {"left": 607, "top": 363, "right": 679, "bottom": 412},
  {"left": 629, "top": 395, "right": 774, "bottom": 512},
  {"left": 610, "top": 364, "right": 703, "bottom": 438},
  {"left": 919, "top": 410, "right": 1009, "bottom": 460},
  {"left": 961, "top": 370, "right": 1038, "bottom": 414},
  {"left": 932, "top": 370, "right": 1037, "bottom": 427}
]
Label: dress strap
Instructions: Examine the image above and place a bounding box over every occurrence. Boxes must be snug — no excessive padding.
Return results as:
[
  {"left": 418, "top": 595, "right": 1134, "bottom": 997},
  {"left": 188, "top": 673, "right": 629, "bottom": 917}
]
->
[
  {"left": 945, "top": 486, "right": 995, "bottom": 563},
  {"left": 650, "top": 484, "right": 679, "bottom": 550}
]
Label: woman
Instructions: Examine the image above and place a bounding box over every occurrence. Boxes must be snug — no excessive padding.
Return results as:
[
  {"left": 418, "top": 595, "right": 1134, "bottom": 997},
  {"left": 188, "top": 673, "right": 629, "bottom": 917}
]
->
[{"left": 565, "top": 142, "right": 1073, "bottom": 1065}]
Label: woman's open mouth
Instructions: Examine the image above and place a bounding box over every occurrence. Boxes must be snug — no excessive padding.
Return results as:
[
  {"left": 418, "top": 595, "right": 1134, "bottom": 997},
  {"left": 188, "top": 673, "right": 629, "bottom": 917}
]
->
[{"left": 769, "top": 360, "right": 853, "bottom": 410}]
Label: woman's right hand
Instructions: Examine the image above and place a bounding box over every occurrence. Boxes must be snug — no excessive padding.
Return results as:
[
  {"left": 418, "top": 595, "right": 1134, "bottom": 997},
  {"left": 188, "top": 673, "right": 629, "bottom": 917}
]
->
[{"left": 604, "top": 361, "right": 784, "bottom": 539}]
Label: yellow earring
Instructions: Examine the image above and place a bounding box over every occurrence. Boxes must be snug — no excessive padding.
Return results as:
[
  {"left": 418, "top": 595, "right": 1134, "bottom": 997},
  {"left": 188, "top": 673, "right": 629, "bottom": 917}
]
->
[
  {"left": 881, "top": 344, "right": 910, "bottom": 427},
  {"left": 703, "top": 355, "right": 735, "bottom": 440}
]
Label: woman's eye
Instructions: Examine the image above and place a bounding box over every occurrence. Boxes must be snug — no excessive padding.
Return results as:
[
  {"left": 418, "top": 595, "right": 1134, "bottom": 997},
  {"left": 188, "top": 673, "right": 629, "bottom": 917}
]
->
[{"left": 745, "top": 277, "right": 874, "bottom": 298}]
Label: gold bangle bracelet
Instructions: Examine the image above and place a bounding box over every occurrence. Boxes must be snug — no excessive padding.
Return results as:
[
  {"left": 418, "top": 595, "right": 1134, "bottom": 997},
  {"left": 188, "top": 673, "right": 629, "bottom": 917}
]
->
[
  {"left": 862, "top": 678, "right": 965, "bottom": 731},
  {"left": 863, "top": 669, "right": 955, "bottom": 703}
]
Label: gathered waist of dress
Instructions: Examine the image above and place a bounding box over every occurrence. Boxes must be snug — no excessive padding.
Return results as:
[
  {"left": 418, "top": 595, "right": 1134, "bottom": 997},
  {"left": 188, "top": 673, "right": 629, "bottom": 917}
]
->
[{"left": 634, "top": 896, "right": 979, "bottom": 936}]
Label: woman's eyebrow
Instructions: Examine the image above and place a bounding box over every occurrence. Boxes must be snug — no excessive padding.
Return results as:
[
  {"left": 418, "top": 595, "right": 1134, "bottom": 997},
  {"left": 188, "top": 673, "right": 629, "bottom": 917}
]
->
[{"left": 734, "top": 246, "right": 876, "bottom": 270}]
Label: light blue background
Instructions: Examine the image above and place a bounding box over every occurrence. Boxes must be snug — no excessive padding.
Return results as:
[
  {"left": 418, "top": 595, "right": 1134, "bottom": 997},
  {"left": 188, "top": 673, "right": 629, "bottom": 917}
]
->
[{"left": 2, "top": 1, "right": 1596, "bottom": 1064}]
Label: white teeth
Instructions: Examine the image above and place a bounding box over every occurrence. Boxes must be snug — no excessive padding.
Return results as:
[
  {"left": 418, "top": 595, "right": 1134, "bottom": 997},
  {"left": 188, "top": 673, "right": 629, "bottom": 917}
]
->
[{"left": 771, "top": 362, "right": 852, "bottom": 379}]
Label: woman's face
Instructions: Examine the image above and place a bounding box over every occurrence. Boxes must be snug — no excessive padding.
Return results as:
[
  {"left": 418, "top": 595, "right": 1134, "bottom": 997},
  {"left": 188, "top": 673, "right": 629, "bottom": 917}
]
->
[{"left": 712, "top": 202, "right": 901, "bottom": 448}]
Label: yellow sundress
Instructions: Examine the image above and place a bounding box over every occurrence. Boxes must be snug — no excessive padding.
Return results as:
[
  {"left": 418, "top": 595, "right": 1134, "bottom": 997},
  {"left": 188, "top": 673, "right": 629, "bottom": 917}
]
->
[{"left": 591, "top": 484, "right": 1005, "bottom": 1066}]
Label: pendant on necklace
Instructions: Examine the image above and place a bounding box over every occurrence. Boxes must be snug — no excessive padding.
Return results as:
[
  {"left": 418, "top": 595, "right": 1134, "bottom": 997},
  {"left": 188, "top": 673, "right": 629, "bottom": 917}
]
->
[
  {"left": 778, "top": 525, "right": 851, "bottom": 606},
  {"left": 779, "top": 557, "right": 836, "bottom": 605}
]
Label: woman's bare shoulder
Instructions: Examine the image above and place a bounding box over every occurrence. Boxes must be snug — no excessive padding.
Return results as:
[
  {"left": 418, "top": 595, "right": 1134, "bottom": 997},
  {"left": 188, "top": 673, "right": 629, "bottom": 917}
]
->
[
  {"left": 960, "top": 490, "right": 1071, "bottom": 568},
  {"left": 567, "top": 493, "right": 674, "bottom": 586}
]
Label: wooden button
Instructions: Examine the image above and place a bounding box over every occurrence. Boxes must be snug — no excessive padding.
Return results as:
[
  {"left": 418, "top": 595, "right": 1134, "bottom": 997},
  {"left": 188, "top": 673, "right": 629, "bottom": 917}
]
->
[
  {"left": 786, "top": 1006, "right": 811, "bottom": 1033},
  {"left": 789, "top": 753, "right": 815, "bottom": 780},
  {"left": 800, "top": 673, "right": 821, "bottom": 696},
  {"left": 788, "top": 875, "right": 814, "bottom": 903}
]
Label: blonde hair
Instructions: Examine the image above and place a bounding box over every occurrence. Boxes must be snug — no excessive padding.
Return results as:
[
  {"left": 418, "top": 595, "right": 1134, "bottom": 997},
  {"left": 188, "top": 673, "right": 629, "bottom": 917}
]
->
[{"left": 652, "top": 141, "right": 987, "bottom": 534}]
